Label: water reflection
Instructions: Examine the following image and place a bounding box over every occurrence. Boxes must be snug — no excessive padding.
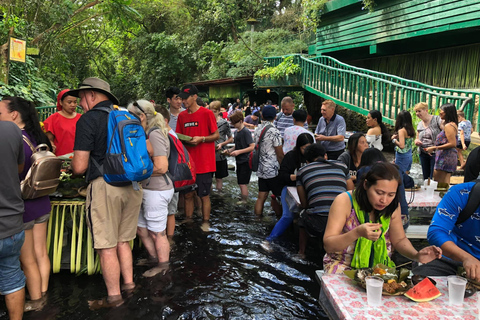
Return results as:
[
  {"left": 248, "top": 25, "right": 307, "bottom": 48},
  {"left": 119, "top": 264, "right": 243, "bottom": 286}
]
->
[{"left": 1, "top": 170, "right": 326, "bottom": 319}]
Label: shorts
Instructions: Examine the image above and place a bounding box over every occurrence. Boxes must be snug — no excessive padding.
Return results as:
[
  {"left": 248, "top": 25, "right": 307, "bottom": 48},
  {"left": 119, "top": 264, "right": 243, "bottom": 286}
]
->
[
  {"left": 258, "top": 177, "right": 282, "bottom": 197},
  {"left": 86, "top": 177, "right": 143, "bottom": 249},
  {"left": 236, "top": 162, "right": 252, "bottom": 185},
  {"left": 138, "top": 188, "right": 175, "bottom": 233},
  {"left": 298, "top": 210, "right": 328, "bottom": 238},
  {"left": 196, "top": 173, "right": 213, "bottom": 197},
  {"left": 23, "top": 213, "right": 51, "bottom": 230},
  {"left": 456, "top": 141, "right": 470, "bottom": 149},
  {"left": 215, "top": 160, "right": 229, "bottom": 179},
  {"left": 0, "top": 231, "right": 26, "bottom": 295},
  {"left": 168, "top": 192, "right": 179, "bottom": 216}
]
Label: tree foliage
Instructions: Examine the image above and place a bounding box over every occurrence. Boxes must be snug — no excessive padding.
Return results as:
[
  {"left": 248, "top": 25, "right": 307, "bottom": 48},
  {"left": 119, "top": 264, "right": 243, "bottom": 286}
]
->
[{"left": 0, "top": 0, "right": 370, "bottom": 105}]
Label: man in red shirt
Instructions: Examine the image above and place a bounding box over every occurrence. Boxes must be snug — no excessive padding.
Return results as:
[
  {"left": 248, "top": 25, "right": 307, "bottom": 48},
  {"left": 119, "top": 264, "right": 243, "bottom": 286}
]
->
[{"left": 176, "top": 85, "right": 219, "bottom": 221}]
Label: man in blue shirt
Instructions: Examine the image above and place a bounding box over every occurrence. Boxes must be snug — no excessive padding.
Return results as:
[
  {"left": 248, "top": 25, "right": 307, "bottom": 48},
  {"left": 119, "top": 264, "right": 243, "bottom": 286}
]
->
[
  {"left": 414, "top": 182, "right": 480, "bottom": 282},
  {"left": 314, "top": 100, "right": 346, "bottom": 160}
]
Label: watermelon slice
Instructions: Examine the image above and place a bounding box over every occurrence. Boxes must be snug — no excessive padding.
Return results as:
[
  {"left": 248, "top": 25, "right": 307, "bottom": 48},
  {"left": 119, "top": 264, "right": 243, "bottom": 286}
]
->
[{"left": 404, "top": 277, "right": 441, "bottom": 302}]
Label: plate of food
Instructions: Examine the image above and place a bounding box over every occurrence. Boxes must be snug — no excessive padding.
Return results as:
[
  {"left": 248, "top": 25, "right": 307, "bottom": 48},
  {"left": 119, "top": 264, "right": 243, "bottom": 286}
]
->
[{"left": 344, "top": 264, "right": 412, "bottom": 295}]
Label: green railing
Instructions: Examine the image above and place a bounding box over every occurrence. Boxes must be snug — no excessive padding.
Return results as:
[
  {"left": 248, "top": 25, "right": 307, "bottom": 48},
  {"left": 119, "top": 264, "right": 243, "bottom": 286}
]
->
[
  {"left": 36, "top": 106, "right": 83, "bottom": 122},
  {"left": 261, "top": 54, "right": 479, "bottom": 128},
  {"left": 36, "top": 106, "right": 57, "bottom": 122}
]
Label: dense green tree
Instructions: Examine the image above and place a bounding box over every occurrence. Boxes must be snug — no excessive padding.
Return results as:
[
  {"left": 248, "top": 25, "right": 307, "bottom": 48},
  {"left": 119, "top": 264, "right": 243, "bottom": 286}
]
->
[{"left": 0, "top": 0, "right": 329, "bottom": 105}]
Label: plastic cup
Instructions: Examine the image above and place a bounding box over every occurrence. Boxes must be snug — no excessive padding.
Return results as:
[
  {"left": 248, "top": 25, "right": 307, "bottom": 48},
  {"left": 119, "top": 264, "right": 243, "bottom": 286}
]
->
[
  {"left": 424, "top": 179, "right": 430, "bottom": 189},
  {"left": 448, "top": 276, "right": 467, "bottom": 305},
  {"left": 365, "top": 276, "right": 383, "bottom": 306},
  {"left": 425, "top": 186, "right": 435, "bottom": 198},
  {"left": 430, "top": 181, "right": 438, "bottom": 189}
]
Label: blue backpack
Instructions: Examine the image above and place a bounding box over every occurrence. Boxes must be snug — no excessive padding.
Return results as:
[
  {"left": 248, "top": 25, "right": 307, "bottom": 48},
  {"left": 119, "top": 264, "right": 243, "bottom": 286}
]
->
[{"left": 93, "top": 105, "right": 153, "bottom": 186}]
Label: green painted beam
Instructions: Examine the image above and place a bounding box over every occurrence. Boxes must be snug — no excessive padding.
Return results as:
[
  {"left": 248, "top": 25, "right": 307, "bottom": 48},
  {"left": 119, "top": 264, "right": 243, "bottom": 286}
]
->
[
  {"left": 318, "top": 19, "right": 480, "bottom": 54},
  {"left": 324, "top": 0, "right": 360, "bottom": 13},
  {"left": 319, "top": 0, "right": 459, "bottom": 36},
  {"left": 315, "top": 0, "right": 480, "bottom": 54},
  {"left": 318, "top": 7, "right": 480, "bottom": 51}
]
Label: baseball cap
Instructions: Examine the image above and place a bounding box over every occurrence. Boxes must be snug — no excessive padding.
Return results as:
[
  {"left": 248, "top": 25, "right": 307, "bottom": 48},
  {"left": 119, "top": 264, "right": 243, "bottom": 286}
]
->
[
  {"left": 262, "top": 105, "right": 277, "bottom": 120},
  {"left": 178, "top": 84, "right": 199, "bottom": 99}
]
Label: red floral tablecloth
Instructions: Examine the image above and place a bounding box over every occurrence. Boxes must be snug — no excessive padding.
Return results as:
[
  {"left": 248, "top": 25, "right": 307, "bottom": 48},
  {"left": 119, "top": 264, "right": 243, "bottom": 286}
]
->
[
  {"left": 321, "top": 274, "right": 478, "bottom": 320},
  {"left": 406, "top": 188, "right": 442, "bottom": 208}
]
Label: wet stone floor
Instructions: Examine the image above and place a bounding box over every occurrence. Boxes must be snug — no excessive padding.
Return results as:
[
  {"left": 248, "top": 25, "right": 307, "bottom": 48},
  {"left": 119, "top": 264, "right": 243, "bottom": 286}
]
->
[{"left": 0, "top": 168, "right": 326, "bottom": 320}]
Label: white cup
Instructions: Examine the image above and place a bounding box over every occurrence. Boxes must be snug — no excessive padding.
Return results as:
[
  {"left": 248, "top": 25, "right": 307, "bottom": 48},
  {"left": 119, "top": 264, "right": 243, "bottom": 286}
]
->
[
  {"left": 425, "top": 186, "right": 435, "bottom": 198},
  {"left": 448, "top": 275, "right": 467, "bottom": 305},
  {"left": 430, "top": 181, "right": 438, "bottom": 189},
  {"left": 365, "top": 276, "right": 383, "bottom": 306}
]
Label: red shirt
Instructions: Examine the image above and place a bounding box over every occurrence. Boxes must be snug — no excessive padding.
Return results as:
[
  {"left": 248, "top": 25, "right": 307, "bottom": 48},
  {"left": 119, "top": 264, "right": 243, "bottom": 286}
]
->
[
  {"left": 176, "top": 106, "right": 218, "bottom": 174},
  {"left": 43, "top": 112, "right": 82, "bottom": 156}
]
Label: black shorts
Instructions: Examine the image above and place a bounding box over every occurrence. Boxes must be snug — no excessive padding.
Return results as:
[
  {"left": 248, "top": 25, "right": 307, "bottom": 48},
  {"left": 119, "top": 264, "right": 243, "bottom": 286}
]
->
[
  {"left": 258, "top": 177, "right": 282, "bottom": 197},
  {"left": 236, "top": 162, "right": 252, "bottom": 185},
  {"left": 298, "top": 210, "right": 328, "bottom": 238},
  {"left": 196, "top": 173, "right": 213, "bottom": 197},
  {"left": 215, "top": 160, "right": 229, "bottom": 179},
  {"left": 456, "top": 141, "right": 470, "bottom": 149}
]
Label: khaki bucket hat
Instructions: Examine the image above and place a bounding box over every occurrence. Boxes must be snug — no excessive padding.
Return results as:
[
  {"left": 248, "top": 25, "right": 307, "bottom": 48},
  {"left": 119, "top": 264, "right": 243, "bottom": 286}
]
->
[{"left": 70, "top": 77, "right": 119, "bottom": 105}]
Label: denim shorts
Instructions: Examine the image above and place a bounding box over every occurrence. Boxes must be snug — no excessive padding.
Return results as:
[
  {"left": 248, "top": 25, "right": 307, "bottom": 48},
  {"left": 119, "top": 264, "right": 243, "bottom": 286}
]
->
[
  {"left": 0, "top": 231, "right": 26, "bottom": 295},
  {"left": 395, "top": 150, "right": 412, "bottom": 173}
]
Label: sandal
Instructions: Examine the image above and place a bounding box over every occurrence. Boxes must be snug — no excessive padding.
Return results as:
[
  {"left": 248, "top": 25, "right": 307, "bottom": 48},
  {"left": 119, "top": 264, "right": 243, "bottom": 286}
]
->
[
  {"left": 88, "top": 296, "right": 124, "bottom": 310},
  {"left": 142, "top": 261, "right": 170, "bottom": 278}
]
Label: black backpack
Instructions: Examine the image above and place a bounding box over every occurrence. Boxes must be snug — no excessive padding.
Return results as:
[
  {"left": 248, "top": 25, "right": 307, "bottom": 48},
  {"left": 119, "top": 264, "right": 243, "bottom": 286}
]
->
[{"left": 456, "top": 180, "right": 480, "bottom": 225}]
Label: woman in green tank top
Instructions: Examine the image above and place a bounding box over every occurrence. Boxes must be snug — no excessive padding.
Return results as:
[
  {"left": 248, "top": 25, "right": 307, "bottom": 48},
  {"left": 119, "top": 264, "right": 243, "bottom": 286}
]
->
[{"left": 323, "top": 162, "right": 441, "bottom": 274}]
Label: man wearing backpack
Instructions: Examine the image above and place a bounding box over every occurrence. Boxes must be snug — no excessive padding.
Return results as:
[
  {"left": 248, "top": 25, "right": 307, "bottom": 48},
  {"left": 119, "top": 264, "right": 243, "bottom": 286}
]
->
[
  {"left": 176, "top": 84, "right": 219, "bottom": 221},
  {"left": 0, "top": 121, "right": 25, "bottom": 320},
  {"left": 71, "top": 78, "right": 143, "bottom": 308},
  {"left": 254, "top": 105, "right": 284, "bottom": 216},
  {"left": 413, "top": 181, "right": 480, "bottom": 282}
]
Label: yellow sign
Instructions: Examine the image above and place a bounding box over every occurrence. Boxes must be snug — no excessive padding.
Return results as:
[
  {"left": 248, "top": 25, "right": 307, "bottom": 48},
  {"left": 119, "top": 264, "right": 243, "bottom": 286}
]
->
[{"left": 9, "top": 38, "right": 26, "bottom": 63}]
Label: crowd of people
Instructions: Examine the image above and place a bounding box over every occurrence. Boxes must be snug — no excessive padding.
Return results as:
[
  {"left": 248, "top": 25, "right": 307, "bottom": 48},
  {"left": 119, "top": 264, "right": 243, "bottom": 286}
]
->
[{"left": 1, "top": 77, "right": 480, "bottom": 319}]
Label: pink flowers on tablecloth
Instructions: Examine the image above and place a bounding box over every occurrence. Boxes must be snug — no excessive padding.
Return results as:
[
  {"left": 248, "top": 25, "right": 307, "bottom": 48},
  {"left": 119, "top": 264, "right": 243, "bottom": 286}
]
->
[
  {"left": 350, "top": 300, "right": 364, "bottom": 308},
  {"left": 438, "top": 309, "right": 454, "bottom": 316},
  {"left": 402, "top": 309, "right": 419, "bottom": 317},
  {"left": 383, "top": 300, "right": 398, "bottom": 308},
  {"left": 367, "top": 309, "right": 382, "bottom": 317}
]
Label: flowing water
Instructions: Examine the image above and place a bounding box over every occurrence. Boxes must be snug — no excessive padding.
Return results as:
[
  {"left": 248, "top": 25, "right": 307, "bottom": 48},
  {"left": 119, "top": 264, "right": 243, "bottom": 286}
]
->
[{"left": 0, "top": 165, "right": 326, "bottom": 320}]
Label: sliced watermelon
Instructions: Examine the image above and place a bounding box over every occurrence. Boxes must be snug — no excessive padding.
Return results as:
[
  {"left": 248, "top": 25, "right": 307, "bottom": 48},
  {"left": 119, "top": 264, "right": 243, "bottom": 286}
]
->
[{"left": 404, "top": 277, "right": 441, "bottom": 302}]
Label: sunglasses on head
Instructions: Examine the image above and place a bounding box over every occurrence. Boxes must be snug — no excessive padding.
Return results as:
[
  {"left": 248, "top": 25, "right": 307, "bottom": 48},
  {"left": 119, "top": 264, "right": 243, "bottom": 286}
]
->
[{"left": 133, "top": 101, "right": 146, "bottom": 114}]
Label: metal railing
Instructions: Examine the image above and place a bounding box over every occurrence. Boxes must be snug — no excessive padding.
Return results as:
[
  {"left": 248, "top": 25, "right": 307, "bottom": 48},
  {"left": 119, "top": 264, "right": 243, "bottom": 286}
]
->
[
  {"left": 36, "top": 106, "right": 83, "bottom": 122},
  {"left": 262, "top": 54, "right": 479, "bottom": 128}
]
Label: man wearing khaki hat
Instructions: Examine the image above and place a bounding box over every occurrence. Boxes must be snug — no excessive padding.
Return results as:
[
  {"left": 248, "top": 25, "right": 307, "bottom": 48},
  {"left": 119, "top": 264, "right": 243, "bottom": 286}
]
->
[{"left": 71, "top": 77, "right": 143, "bottom": 309}]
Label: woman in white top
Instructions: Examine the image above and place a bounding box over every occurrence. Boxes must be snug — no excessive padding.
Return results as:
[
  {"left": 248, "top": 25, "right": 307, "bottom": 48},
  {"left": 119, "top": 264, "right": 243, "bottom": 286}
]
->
[
  {"left": 365, "top": 110, "right": 389, "bottom": 151},
  {"left": 128, "top": 100, "right": 174, "bottom": 278}
]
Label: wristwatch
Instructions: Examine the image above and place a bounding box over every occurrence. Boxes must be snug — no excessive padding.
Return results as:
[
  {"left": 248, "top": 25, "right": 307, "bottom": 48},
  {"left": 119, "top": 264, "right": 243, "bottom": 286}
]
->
[{"left": 202, "top": 136, "right": 206, "bottom": 143}]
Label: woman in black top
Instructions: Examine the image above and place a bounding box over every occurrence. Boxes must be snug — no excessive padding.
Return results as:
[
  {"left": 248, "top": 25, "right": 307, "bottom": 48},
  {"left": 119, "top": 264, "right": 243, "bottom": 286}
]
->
[
  {"left": 263, "top": 133, "right": 314, "bottom": 246},
  {"left": 337, "top": 132, "right": 368, "bottom": 184}
]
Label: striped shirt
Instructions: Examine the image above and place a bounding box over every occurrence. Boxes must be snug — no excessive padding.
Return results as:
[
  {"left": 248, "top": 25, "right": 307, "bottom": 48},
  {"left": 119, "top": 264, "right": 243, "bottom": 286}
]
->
[
  {"left": 274, "top": 112, "right": 308, "bottom": 139},
  {"left": 296, "top": 160, "right": 350, "bottom": 215}
]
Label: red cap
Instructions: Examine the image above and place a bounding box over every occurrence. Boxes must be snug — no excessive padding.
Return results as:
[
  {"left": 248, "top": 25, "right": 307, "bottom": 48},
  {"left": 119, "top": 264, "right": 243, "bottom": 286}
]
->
[{"left": 56, "top": 89, "right": 71, "bottom": 111}]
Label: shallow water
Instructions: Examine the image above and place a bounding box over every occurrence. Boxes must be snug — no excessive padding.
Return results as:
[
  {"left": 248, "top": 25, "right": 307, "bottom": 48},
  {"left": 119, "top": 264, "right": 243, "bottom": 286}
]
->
[{"left": 0, "top": 167, "right": 325, "bottom": 319}]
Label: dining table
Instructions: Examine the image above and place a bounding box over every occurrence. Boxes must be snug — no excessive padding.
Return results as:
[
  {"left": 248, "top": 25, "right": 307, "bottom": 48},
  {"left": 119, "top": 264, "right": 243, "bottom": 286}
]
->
[{"left": 317, "top": 272, "right": 479, "bottom": 320}]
